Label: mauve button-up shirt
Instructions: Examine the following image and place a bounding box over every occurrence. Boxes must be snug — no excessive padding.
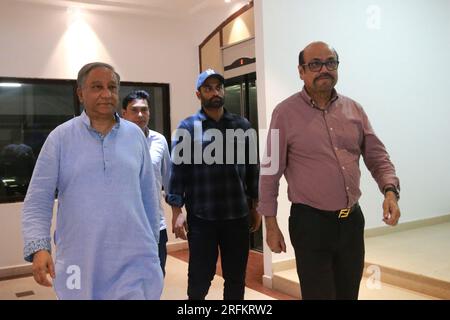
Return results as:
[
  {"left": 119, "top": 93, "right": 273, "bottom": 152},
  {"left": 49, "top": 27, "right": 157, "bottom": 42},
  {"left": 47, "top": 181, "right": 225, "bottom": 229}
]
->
[{"left": 258, "top": 87, "right": 400, "bottom": 215}]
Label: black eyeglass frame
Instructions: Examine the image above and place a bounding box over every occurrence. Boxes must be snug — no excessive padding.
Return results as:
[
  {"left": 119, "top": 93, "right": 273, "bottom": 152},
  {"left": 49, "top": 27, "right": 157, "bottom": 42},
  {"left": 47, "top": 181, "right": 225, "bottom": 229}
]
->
[{"left": 302, "top": 60, "right": 340, "bottom": 72}]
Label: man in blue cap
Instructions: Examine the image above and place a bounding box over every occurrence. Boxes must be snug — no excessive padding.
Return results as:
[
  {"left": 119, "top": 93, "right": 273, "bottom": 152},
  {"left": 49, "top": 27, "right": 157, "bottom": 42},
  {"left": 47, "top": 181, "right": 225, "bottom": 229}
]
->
[{"left": 167, "top": 69, "right": 261, "bottom": 300}]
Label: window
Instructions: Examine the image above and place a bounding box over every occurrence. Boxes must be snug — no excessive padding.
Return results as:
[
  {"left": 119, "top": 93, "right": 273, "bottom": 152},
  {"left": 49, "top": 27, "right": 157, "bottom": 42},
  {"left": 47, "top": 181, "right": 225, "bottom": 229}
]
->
[{"left": 0, "top": 77, "right": 170, "bottom": 203}]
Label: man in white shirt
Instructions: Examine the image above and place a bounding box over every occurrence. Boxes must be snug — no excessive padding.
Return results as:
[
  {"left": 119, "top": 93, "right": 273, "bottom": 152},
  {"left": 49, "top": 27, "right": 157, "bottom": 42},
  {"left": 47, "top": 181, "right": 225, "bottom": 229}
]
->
[{"left": 122, "top": 90, "right": 171, "bottom": 276}]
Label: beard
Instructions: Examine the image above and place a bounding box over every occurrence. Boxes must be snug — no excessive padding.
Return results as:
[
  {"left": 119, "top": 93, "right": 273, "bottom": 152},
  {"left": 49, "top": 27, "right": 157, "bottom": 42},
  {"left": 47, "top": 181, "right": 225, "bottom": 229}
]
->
[{"left": 203, "top": 96, "right": 225, "bottom": 109}]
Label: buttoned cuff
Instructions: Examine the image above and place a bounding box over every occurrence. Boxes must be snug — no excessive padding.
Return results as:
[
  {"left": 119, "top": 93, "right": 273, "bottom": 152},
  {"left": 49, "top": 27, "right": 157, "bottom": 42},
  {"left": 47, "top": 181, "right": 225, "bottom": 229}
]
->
[{"left": 165, "top": 193, "right": 184, "bottom": 208}]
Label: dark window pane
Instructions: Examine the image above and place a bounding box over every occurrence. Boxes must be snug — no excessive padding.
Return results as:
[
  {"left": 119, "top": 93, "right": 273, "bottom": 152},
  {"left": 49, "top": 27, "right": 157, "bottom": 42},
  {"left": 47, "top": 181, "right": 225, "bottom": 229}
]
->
[
  {"left": 0, "top": 79, "right": 170, "bottom": 204},
  {"left": 0, "top": 81, "right": 76, "bottom": 203}
]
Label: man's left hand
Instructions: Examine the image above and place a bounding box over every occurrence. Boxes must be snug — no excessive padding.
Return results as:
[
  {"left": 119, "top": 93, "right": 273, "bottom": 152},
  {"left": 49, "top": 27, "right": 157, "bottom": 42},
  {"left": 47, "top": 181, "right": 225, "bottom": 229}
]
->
[{"left": 382, "top": 192, "right": 401, "bottom": 225}]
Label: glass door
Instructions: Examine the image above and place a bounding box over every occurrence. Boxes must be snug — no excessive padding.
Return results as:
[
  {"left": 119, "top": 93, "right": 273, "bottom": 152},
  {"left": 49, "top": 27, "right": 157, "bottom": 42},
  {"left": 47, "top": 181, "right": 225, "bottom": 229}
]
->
[{"left": 224, "top": 73, "right": 262, "bottom": 252}]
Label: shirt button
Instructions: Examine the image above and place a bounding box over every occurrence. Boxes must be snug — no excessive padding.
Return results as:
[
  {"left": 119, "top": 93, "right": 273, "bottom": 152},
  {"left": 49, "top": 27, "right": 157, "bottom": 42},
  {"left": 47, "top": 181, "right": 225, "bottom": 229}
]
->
[
  {"left": 342, "top": 166, "right": 345, "bottom": 170},
  {"left": 330, "top": 128, "right": 333, "bottom": 131},
  {"left": 335, "top": 147, "right": 338, "bottom": 151},
  {"left": 346, "top": 187, "right": 350, "bottom": 190}
]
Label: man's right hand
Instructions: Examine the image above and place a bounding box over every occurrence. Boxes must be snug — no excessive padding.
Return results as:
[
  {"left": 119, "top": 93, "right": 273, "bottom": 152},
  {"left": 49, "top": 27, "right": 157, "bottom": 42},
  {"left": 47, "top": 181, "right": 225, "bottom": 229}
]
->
[
  {"left": 171, "top": 206, "right": 187, "bottom": 240},
  {"left": 32, "top": 250, "right": 55, "bottom": 287},
  {"left": 265, "top": 216, "right": 286, "bottom": 253}
]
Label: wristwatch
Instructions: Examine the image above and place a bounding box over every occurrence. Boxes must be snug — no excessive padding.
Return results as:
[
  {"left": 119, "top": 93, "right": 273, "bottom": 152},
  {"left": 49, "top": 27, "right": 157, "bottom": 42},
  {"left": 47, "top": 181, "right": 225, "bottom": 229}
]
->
[{"left": 384, "top": 186, "right": 400, "bottom": 200}]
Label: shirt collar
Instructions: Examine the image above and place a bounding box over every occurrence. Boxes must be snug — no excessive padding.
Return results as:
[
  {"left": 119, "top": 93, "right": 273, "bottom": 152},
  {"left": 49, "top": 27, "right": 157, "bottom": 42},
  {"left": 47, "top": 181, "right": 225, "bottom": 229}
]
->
[
  {"left": 143, "top": 126, "right": 150, "bottom": 137},
  {"left": 80, "top": 110, "right": 121, "bottom": 130},
  {"left": 300, "top": 86, "right": 339, "bottom": 110}
]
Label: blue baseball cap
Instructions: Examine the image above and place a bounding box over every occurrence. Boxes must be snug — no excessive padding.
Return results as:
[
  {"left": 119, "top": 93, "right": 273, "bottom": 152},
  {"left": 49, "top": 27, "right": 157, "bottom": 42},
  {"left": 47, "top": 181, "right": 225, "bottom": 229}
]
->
[{"left": 196, "top": 69, "right": 225, "bottom": 90}]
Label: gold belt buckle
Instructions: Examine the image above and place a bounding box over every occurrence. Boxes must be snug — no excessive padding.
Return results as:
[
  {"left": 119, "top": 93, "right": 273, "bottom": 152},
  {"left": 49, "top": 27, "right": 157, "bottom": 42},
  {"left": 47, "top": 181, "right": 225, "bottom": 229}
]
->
[{"left": 338, "top": 208, "right": 350, "bottom": 218}]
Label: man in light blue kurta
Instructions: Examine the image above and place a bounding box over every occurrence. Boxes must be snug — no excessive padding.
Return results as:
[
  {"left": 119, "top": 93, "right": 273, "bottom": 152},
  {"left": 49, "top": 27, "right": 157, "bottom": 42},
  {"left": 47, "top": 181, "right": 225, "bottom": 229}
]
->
[{"left": 22, "top": 62, "right": 163, "bottom": 299}]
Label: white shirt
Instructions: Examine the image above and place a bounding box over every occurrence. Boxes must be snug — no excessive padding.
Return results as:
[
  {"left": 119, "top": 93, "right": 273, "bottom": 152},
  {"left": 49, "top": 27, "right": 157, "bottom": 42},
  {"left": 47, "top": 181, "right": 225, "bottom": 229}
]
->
[{"left": 147, "top": 129, "right": 171, "bottom": 231}]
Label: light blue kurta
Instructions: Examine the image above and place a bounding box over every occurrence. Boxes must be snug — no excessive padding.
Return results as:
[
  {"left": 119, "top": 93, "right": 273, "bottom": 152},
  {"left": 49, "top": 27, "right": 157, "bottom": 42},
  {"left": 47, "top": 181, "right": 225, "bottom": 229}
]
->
[
  {"left": 147, "top": 130, "right": 171, "bottom": 231},
  {"left": 22, "top": 111, "right": 163, "bottom": 300}
]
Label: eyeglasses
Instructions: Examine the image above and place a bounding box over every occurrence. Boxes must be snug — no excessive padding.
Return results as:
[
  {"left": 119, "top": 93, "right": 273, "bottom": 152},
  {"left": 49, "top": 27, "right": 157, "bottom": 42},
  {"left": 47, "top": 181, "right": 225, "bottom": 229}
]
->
[{"left": 302, "top": 60, "right": 339, "bottom": 72}]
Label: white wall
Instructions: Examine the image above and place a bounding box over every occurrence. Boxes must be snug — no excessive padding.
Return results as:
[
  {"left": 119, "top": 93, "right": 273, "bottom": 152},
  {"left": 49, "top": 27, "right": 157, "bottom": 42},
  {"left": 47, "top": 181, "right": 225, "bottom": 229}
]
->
[
  {"left": 0, "top": 1, "right": 200, "bottom": 129},
  {"left": 255, "top": 0, "right": 450, "bottom": 273},
  {"left": 0, "top": 0, "right": 247, "bottom": 270}
]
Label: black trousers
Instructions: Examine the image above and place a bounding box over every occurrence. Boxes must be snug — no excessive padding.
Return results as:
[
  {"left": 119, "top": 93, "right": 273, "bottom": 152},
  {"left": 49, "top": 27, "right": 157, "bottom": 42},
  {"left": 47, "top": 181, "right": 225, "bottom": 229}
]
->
[
  {"left": 289, "top": 203, "right": 365, "bottom": 300},
  {"left": 158, "top": 229, "right": 168, "bottom": 277},
  {"left": 186, "top": 214, "right": 249, "bottom": 300}
]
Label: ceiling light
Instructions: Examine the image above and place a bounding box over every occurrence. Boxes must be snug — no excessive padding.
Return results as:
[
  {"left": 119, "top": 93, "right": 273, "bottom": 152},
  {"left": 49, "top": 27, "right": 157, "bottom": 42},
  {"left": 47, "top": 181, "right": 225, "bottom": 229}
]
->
[{"left": 0, "top": 83, "right": 22, "bottom": 87}]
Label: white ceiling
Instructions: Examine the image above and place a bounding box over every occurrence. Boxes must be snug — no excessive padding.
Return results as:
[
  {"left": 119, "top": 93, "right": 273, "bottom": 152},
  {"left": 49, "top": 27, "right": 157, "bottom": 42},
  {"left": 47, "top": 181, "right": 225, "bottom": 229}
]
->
[{"left": 18, "top": 0, "right": 245, "bottom": 18}]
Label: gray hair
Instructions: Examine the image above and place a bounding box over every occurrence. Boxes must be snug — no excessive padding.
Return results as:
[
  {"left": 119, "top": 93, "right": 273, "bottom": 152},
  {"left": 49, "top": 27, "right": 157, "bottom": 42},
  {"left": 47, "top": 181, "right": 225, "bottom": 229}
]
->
[{"left": 77, "top": 62, "right": 120, "bottom": 88}]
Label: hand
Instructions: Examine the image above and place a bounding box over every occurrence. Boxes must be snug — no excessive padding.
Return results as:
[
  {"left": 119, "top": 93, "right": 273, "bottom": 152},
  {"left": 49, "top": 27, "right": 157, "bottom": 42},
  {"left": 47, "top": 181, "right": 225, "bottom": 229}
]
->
[
  {"left": 249, "top": 207, "right": 262, "bottom": 233},
  {"left": 265, "top": 216, "right": 286, "bottom": 253},
  {"left": 382, "top": 192, "right": 401, "bottom": 226},
  {"left": 32, "top": 250, "right": 55, "bottom": 287},
  {"left": 171, "top": 207, "right": 187, "bottom": 240}
]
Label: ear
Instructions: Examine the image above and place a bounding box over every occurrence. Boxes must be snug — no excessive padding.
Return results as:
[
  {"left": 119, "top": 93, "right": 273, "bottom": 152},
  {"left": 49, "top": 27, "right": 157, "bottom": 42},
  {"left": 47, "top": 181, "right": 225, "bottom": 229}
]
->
[
  {"left": 77, "top": 87, "right": 83, "bottom": 104},
  {"left": 196, "top": 91, "right": 201, "bottom": 100},
  {"left": 298, "top": 65, "right": 305, "bottom": 80}
]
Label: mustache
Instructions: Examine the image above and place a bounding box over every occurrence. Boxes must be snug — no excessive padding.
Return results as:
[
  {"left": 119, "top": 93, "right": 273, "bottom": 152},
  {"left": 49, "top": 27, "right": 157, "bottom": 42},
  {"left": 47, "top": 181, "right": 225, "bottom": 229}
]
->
[{"left": 314, "top": 73, "right": 334, "bottom": 81}]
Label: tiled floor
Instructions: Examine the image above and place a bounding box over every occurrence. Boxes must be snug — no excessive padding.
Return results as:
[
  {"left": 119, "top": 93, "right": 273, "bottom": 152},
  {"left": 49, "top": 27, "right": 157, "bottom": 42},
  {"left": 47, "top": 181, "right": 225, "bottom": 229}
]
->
[{"left": 0, "top": 276, "right": 56, "bottom": 300}]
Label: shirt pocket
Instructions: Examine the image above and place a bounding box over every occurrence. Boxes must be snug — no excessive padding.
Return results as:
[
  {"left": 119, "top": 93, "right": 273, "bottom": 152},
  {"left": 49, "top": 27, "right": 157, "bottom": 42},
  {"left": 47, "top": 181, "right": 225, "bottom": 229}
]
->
[{"left": 336, "top": 119, "right": 363, "bottom": 154}]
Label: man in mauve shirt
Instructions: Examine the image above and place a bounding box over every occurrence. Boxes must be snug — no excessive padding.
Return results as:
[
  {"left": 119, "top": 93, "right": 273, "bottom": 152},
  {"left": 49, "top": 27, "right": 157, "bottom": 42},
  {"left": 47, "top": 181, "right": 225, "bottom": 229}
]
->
[{"left": 258, "top": 41, "right": 401, "bottom": 300}]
